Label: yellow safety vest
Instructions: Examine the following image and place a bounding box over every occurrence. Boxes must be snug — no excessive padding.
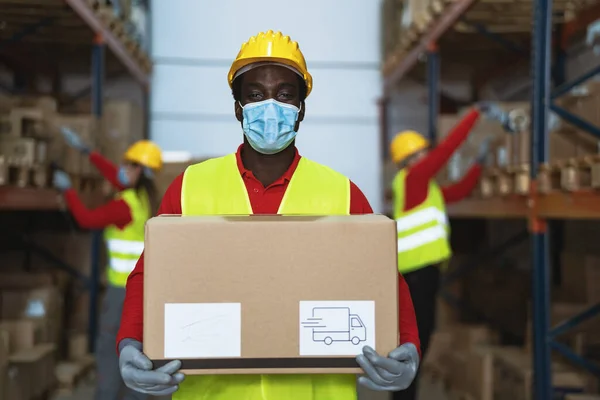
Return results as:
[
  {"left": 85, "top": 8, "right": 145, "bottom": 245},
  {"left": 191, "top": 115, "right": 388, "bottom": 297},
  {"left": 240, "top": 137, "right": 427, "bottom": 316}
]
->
[
  {"left": 103, "top": 189, "right": 150, "bottom": 287},
  {"left": 177, "top": 153, "right": 356, "bottom": 400},
  {"left": 392, "top": 169, "right": 451, "bottom": 274}
]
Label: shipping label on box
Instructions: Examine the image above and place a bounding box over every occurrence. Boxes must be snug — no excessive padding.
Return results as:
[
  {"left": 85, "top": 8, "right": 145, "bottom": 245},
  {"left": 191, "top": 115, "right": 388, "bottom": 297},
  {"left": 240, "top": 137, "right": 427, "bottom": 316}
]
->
[{"left": 144, "top": 215, "right": 399, "bottom": 375}]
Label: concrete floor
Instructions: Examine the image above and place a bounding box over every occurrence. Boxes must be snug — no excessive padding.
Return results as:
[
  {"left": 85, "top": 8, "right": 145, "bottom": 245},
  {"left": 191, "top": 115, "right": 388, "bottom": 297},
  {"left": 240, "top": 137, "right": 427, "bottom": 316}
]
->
[{"left": 54, "top": 374, "right": 448, "bottom": 400}]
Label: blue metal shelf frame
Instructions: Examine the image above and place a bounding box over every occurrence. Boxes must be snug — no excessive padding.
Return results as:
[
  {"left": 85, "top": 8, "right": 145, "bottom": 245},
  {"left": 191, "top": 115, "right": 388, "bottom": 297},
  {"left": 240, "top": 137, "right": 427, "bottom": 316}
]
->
[
  {"left": 427, "top": 44, "right": 440, "bottom": 145},
  {"left": 88, "top": 35, "right": 106, "bottom": 353},
  {"left": 531, "top": 0, "right": 553, "bottom": 397}
]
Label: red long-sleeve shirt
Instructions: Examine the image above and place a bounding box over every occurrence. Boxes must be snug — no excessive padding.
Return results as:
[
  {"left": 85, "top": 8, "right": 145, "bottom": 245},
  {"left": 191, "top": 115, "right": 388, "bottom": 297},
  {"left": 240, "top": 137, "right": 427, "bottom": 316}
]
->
[
  {"left": 63, "top": 152, "right": 132, "bottom": 230},
  {"left": 404, "top": 109, "right": 482, "bottom": 211},
  {"left": 117, "top": 145, "right": 421, "bottom": 356}
]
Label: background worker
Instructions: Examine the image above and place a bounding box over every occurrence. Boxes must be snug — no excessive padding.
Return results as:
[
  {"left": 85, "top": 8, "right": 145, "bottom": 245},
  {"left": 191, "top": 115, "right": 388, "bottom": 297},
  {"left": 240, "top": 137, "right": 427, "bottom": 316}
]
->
[
  {"left": 389, "top": 104, "right": 504, "bottom": 400},
  {"left": 52, "top": 129, "right": 162, "bottom": 400},
  {"left": 116, "top": 30, "right": 421, "bottom": 400}
]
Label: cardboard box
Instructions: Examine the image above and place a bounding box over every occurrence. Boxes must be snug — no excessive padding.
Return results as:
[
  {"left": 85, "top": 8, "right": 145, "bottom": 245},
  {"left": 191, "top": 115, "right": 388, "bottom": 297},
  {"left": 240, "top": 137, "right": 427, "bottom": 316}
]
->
[
  {"left": 0, "top": 137, "right": 46, "bottom": 166},
  {"left": 493, "top": 347, "right": 587, "bottom": 400},
  {"left": 0, "top": 271, "right": 56, "bottom": 290},
  {"left": 6, "top": 344, "right": 56, "bottom": 400},
  {"left": 8, "top": 107, "right": 47, "bottom": 138},
  {"left": 584, "top": 256, "right": 600, "bottom": 305},
  {"left": 0, "top": 287, "right": 63, "bottom": 344},
  {"left": 100, "top": 100, "right": 144, "bottom": 164},
  {"left": 68, "top": 333, "right": 88, "bottom": 360},
  {"left": 144, "top": 215, "right": 399, "bottom": 375},
  {"left": 0, "top": 320, "right": 43, "bottom": 354}
]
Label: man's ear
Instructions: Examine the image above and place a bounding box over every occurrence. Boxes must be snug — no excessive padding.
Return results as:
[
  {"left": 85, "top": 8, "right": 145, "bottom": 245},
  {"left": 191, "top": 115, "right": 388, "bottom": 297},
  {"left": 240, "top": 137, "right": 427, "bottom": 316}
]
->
[
  {"left": 235, "top": 102, "right": 243, "bottom": 123},
  {"left": 298, "top": 101, "right": 305, "bottom": 122}
]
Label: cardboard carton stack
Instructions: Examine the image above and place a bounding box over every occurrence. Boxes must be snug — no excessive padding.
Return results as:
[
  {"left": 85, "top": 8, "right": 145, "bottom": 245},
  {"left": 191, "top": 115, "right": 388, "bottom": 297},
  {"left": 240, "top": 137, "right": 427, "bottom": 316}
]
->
[
  {"left": 0, "top": 95, "right": 145, "bottom": 188},
  {"left": 424, "top": 324, "right": 593, "bottom": 400},
  {"left": 0, "top": 271, "right": 62, "bottom": 400},
  {"left": 97, "top": 100, "right": 145, "bottom": 166}
]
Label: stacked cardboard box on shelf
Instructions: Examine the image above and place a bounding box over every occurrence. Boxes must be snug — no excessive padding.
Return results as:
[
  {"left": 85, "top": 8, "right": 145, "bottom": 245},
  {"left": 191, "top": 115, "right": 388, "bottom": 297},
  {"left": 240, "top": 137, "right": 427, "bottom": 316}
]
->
[
  {"left": 98, "top": 100, "right": 145, "bottom": 165},
  {"left": 0, "top": 271, "right": 61, "bottom": 400},
  {"left": 0, "top": 95, "right": 145, "bottom": 189},
  {"left": 424, "top": 323, "right": 593, "bottom": 400}
]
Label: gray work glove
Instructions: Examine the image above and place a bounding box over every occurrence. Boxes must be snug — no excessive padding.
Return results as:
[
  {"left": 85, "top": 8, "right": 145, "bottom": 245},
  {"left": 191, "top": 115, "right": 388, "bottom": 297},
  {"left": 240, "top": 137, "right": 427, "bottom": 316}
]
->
[
  {"left": 356, "top": 343, "right": 419, "bottom": 391},
  {"left": 53, "top": 170, "right": 72, "bottom": 192},
  {"left": 476, "top": 137, "right": 492, "bottom": 164},
  {"left": 476, "top": 102, "right": 507, "bottom": 124},
  {"left": 61, "top": 127, "right": 90, "bottom": 154},
  {"left": 119, "top": 339, "right": 185, "bottom": 396}
]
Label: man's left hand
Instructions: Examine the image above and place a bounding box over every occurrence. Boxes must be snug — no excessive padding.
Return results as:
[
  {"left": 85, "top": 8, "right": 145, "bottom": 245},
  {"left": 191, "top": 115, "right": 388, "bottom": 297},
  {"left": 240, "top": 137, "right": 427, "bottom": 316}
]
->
[{"left": 356, "top": 343, "right": 419, "bottom": 392}]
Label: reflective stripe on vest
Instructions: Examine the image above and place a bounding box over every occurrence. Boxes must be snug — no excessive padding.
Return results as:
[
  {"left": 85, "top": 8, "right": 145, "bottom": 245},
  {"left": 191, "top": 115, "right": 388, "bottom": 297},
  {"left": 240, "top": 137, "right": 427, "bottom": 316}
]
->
[
  {"left": 103, "top": 189, "right": 150, "bottom": 287},
  {"left": 392, "top": 169, "right": 452, "bottom": 273},
  {"left": 177, "top": 153, "right": 355, "bottom": 400}
]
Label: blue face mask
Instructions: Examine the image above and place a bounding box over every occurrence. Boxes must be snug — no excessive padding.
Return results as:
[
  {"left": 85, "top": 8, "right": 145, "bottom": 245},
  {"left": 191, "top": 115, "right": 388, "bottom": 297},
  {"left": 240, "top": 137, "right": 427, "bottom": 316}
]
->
[
  {"left": 241, "top": 99, "right": 301, "bottom": 155},
  {"left": 117, "top": 166, "right": 130, "bottom": 186}
]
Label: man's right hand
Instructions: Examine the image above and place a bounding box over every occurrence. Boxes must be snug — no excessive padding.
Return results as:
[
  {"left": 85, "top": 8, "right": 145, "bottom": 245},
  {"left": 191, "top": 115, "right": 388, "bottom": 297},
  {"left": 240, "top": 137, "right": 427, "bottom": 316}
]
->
[{"left": 119, "top": 340, "right": 185, "bottom": 395}]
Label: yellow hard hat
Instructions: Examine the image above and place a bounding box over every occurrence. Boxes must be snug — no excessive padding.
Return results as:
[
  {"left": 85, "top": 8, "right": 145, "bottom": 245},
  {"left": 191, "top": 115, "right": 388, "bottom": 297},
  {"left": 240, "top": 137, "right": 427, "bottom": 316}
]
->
[
  {"left": 123, "top": 140, "right": 163, "bottom": 171},
  {"left": 390, "top": 131, "right": 430, "bottom": 164},
  {"left": 228, "top": 30, "right": 313, "bottom": 97}
]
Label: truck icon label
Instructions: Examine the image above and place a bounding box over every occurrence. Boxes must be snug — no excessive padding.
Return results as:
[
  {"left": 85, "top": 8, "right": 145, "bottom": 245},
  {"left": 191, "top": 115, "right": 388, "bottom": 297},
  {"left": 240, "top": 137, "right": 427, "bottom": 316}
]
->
[
  {"left": 302, "top": 307, "right": 367, "bottom": 345},
  {"left": 299, "top": 301, "right": 375, "bottom": 356}
]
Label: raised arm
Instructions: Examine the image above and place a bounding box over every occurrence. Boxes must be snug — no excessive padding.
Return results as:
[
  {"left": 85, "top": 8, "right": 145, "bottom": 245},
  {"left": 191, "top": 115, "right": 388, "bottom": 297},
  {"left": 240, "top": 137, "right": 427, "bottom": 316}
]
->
[
  {"left": 89, "top": 151, "right": 125, "bottom": 191},
  {"left": 441, "top": 164, "right": 482, "bottom": 204}
]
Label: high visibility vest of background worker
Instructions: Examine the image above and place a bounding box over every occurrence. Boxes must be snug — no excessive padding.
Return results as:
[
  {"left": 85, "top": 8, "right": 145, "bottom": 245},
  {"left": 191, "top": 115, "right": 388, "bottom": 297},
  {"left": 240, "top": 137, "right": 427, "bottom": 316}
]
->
[
  {"left": 387, "top": 103, "right": 506, "bottom": 400},
  {"left": 52, "top": 130, "right": 163, "bottom": 400},
  {"left": 115, "top": 30, "right": 421, "bottom": 400}
]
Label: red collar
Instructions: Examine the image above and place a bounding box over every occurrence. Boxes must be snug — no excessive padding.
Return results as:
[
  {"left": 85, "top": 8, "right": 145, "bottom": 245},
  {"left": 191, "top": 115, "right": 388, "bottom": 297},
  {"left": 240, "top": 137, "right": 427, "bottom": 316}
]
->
[{"left": 235, "top": 144, "right": 302, "bottom": 185}]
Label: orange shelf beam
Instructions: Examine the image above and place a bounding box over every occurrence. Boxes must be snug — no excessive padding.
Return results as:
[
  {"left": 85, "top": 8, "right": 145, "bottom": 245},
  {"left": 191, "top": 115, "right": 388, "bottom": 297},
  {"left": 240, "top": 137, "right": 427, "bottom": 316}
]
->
[
  {"left": 0, "top": 187, "right": 62, "bottom": 210},
  {"left": 537, "top": 191, "right": 600, "bottom": 219},
  {"left": 447, "top": 196, "right": 529, "bottom": 218}
]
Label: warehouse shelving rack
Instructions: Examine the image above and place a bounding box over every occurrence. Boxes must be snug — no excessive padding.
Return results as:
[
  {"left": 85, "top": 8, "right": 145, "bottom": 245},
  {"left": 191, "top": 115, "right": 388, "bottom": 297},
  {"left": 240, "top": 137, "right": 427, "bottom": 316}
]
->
[
  {"left": 381, "top": 0, "right": 600, "bottom": 397},
  {"left": 0, "top": 0, "right": 151, "bottom": 353}
]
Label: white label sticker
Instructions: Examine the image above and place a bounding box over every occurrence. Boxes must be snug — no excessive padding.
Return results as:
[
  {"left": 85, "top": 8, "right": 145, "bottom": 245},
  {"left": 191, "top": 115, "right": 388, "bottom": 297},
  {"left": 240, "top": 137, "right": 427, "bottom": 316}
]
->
[
  {"left": 164, "top": 303, "right": 241, "bottom": 359},
  {"left": 299, "top": 301, "right": 375, "bottom": 356}
]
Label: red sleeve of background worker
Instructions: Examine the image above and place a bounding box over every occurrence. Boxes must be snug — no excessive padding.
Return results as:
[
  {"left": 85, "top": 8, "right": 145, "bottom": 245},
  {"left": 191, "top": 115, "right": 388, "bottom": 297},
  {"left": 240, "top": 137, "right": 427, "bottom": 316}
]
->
[
  {"left": 441, "top": 164, "right": 482, "bottom": 204},
  {"left": 63, "top": 189, "right": 132, "bottom": 230},
  {"left": 89, "top": 151, "right": 125, "bottom": 190},
  {"left": 117, "top": 174, "right": 184, "bottom": 349},
  {"left": 403, "top": 109, "right": 481, "bottom": 211}
]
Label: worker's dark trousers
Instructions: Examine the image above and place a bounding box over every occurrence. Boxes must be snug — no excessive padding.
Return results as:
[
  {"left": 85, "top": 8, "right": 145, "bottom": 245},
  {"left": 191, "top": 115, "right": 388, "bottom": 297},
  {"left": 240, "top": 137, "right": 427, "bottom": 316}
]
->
[
  {"left": 393, "top": 264, "right": 441, "bottom": 400},
  {"left": 95, "top": 285, "right": 147, "bottom": 400}
]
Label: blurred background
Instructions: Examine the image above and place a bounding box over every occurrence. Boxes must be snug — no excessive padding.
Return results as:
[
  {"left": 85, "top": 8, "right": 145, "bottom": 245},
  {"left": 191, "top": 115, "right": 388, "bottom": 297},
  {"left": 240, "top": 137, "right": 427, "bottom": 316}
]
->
[{"left": 0, "top": 0, "right": 599, "bottom": 399}]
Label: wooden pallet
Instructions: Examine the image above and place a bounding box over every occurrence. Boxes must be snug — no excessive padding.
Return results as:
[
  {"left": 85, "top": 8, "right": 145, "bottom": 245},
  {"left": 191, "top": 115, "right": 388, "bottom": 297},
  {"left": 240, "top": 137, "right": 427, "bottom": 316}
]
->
[{"left": 53, "top": 355, "right": 95, "bottom": 396}]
